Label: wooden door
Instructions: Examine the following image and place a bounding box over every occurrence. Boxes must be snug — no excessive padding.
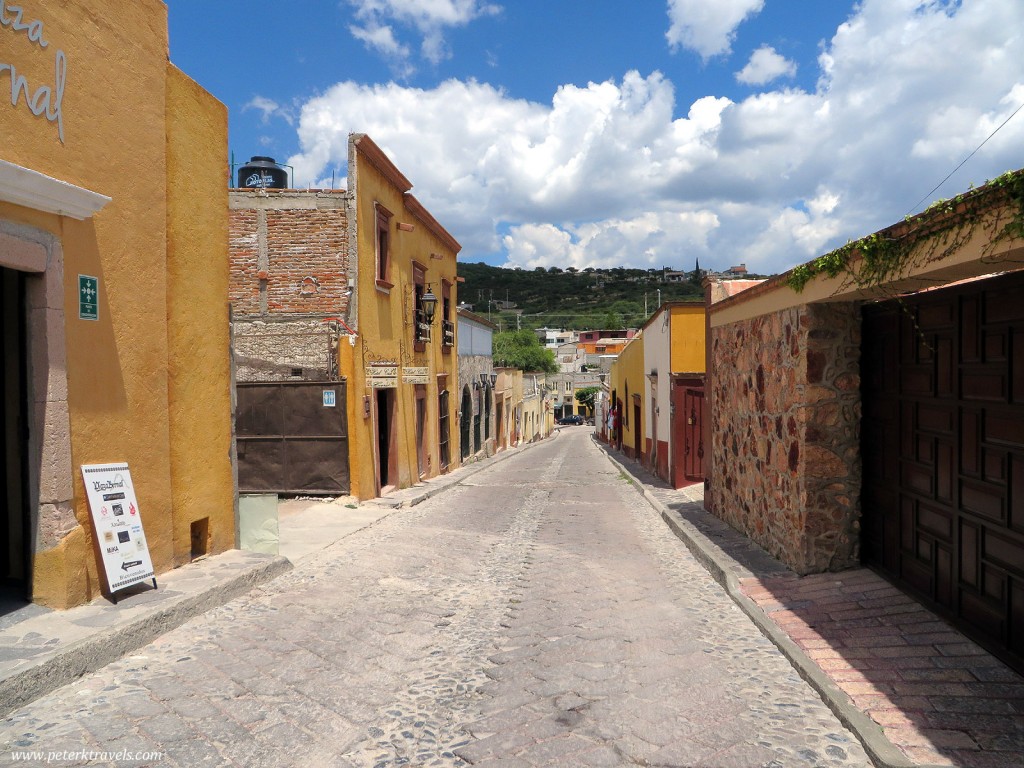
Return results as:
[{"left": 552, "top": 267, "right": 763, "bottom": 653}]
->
[{"left": 862, "top": 271, "right": 1024, "bottom": 672}]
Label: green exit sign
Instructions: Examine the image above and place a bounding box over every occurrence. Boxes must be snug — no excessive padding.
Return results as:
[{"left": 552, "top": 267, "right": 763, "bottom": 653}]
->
[{"left": 79, "top": 275, "right": 98, "bottom": 321}]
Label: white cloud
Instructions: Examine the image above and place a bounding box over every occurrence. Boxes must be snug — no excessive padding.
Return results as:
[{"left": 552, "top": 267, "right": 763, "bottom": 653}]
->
[
  {"left": 666, "top": 0, "right": 765, "bottom": 59},
  {"left": 243, "top": 96, "right": 293, "bottom": 126},
  {"left": 736, "top": 46, "right": 797, "bottom": 86},
  {"left": 290, "top": 0, "right": 1024, "bottom": 275},
  {"left": 349, "top": 21, "right": 412, "bottom": 62},
  {"left": 502, "top": 211, "right": 720, "bottom": 271},
  {"left": 347, "top": 0, "right": 500, "bottom": 65}
]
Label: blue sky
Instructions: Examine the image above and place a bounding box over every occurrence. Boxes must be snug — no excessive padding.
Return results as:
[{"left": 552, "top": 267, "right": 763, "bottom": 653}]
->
[{"left": 166, "top": 1, "right": 1024, "bottom": 274}]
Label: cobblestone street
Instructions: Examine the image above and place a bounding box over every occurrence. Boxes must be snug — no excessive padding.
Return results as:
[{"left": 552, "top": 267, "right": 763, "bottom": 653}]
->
[{"left": 1, "top": 431, "right": 872, "bottom": 767}]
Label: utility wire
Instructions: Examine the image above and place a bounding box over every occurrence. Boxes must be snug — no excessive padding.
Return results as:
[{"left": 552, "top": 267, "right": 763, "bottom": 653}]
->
[{"left": 906, "top": 98, "right": 1024, "bottom": 217}]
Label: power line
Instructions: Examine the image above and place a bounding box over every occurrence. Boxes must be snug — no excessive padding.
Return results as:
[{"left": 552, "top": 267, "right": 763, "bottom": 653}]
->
[{"left": 906, "top": 98, "right": 1024, "bottom": 217}]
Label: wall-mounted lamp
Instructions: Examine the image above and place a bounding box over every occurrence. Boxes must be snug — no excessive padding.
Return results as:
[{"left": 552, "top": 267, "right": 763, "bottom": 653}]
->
[
  {"left": 490, "top": 372, "right": 498, "bottom": 387},
  {"left": 479, "top": 373, "right": 488, "bottom": 387},
  {"left": 420, "top": 286, "right": 438, "bottom": 323}
]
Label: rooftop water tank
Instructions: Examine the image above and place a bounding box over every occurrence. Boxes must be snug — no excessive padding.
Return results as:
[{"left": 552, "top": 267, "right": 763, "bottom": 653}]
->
[{"left": 237, "top": 156, "right": 288, "bottom": 189}]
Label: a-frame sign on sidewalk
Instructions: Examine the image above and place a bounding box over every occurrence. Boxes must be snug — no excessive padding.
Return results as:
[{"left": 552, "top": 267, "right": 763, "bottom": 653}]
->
[{"left": 81, "top": 463, "right": 156, "bottom": 599}]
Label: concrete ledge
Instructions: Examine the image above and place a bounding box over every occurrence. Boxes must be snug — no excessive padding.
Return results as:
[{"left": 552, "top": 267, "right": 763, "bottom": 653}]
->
[
  {"left": 0, "top": 550, "right": 291, "bottom": 718},
  {"left": 596, "top": 441, "right": 925, "bottom": 768}
]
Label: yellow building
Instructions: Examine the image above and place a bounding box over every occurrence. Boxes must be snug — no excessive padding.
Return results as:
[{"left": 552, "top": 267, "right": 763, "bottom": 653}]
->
[
  {"left": 520, "top": 373, "right": 553, "bottom": 444},
  {"left": 609, "top": 329, "right": 647, "bottom": 462},
  {"left": 1, "top": 0, "right": 234, "bottom": 608},
  {"left": 340, "top": 135, "right": 460, "bottom": 499},
  {"left": 609, "top": 301, "right": 706, "bottom": 486}
]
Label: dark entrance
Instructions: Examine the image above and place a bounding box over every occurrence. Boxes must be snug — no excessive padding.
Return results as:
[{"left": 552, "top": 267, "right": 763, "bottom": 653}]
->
[
  {"left": 1, "top": 267, "right": 29, "bottom": 599},
  {"left": 236, "top": 380, "right": 349, "bottom": 494},
  {"left": 460, "top": 386, "right": 472, "bottom": 460},
  {"left": 415, "top": 385, "right": 427, "bottom": 480},
  {"left": 862, "top": 271, "right": 1024, "bottom": 672},
  {"left": 376, "top": 388, "right": 396, "bottom": 490},
  {"left": 438, "top": 390, "right": 450, "bottom": 472},
  {"left": 632, "top": 395, "right": 642, "bottom": 462}
]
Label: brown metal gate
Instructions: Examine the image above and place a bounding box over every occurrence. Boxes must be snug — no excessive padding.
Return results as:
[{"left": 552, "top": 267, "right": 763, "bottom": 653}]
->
[
  {"left": 862, "top": 271, "right": 1024, "bottom": 672},
  {"left": 236, "top": 380, "right": 349, "bottom": 495}
]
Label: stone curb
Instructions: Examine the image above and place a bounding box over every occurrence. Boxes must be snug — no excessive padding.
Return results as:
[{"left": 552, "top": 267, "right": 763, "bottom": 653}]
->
[
  {"left": 596, "top": 440, "right": 934, "bottom": 768},
  {"left": 365, "top": 430, "right": 561, "bottom": 509},
  {"left": 0, "top": 553, "right": 292, "bottom": 719}
]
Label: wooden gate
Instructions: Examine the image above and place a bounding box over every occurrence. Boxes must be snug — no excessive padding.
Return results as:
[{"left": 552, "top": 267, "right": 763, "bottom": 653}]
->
[
  {"left": 236, "top": 380, "right": 349, "bottom": 495},
  {"left": 862, "top": 271, "right": 1024, "bottom": 672}
]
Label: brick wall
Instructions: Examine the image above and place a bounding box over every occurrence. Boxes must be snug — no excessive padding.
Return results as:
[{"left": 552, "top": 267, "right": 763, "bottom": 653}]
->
[
  {"left": 708, "top": 302, "right": 862, "bottom": 574},
  {"left": 228, "top": 208, "right": 260, "bottom": 313},
  {"left": 265, "top": 209, "right": 348, "bottom": 313},
  {"left": 228, "top": 191, "right": 350, "bottom": 318}
]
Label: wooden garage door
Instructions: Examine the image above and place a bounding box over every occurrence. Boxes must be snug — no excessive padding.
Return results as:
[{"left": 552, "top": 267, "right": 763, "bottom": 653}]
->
[{"left": 862, "top": 271, "right": 1024, "bottom": 672}]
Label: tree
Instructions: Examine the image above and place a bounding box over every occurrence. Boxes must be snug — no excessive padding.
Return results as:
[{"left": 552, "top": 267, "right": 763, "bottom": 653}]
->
[
  {"left": 575, "top": 386, "right": 601, "bottom": 415},
  {"left": 492, "top": 330, "right": 558, "bottom": 373}
]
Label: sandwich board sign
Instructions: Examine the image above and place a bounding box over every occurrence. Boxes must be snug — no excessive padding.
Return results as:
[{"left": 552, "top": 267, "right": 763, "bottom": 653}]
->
[{"left": 81, "top": 463, "right": 156, "bottom": 597}]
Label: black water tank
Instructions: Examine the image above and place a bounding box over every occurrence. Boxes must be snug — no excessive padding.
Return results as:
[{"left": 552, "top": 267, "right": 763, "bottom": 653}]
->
[{"left": 237, "top": 156, "right": 289, "bottom": 189}]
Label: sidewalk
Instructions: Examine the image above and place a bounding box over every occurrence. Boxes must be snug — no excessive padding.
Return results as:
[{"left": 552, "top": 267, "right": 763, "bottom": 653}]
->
[
  {"left": 0, "top": 436, "right": 548, "bottom": 720},
  {"left": 596, "top": 437, "right": 1024, "bottom": 768}
]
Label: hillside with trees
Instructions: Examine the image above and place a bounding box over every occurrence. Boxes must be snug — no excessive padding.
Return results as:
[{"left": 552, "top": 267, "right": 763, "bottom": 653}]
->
[{"left": 456, "top": 262, "right": 716, "bottom": 331}]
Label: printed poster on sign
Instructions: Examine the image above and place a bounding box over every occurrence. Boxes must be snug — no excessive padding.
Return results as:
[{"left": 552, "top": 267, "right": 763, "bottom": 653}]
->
[{"left": 81, "top": 463, "right": 155, "bottom": 594}]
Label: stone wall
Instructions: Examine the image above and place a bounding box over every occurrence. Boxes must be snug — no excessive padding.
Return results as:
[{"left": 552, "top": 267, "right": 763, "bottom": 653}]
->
[
  {"left": 708, "top": 302, "right": 862, "bottom": 574},
  {"left": 233, "top": 319, "right": 340, "bottom": 382}
]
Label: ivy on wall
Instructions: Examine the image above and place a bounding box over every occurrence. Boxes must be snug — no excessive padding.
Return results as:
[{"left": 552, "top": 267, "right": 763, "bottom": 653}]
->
[{"left": 787, "top": 169, "right": 1024, "bottom": 294}]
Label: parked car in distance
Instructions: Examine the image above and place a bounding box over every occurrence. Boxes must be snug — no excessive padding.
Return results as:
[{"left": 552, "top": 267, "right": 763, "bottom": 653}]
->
[{"left": 557, "top": 415, "right": 585, "bottom": 426}]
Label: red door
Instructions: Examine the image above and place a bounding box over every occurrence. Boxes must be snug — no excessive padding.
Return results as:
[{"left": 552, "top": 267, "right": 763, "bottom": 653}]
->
[
  {"left": 671, "top": 379, "right": 705, "bottom": 488},
  {"left": 683, "top": 388, "right": 705, "bottom": 482}
]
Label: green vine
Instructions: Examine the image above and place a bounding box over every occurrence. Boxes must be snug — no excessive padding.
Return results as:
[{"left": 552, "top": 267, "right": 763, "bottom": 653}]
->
[{"left": 787, "top": 168, "right": 1024, "bottom": 294}]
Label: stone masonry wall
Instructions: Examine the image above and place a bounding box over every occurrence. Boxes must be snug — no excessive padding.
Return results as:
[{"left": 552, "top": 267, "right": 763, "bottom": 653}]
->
[{"left": 709, "top": 302, "right": 862, "bottom": 574}]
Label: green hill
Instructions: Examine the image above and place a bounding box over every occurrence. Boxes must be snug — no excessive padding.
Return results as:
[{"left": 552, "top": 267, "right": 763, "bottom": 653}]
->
[{"left": 456, "top": 262, "right": 705, "bottom": 331}]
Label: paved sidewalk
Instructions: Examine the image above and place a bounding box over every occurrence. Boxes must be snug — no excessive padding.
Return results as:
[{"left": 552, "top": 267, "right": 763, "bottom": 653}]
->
[
  {"left": 595, "top": 437, "right": 1024, "bottom": 768},
  {"left": 0, "top": 435, "right": 548, "bottom": 720}
]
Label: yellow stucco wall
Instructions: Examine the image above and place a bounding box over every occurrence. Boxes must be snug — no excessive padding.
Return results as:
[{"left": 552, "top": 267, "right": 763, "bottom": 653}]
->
[
  {"left": 1, "top": 0, "right": 233, "bottom": 607},
  {"left": 669, "top": 305, "right": 706, "bottom": 373},
  {"left": 350, "top": 137, "right": 459, "bottom": 499},
  {"left": 165, "top": 65, "right": 234, "bottom": 563},
  {"left": 611, "top": 332, "right": 646, "bottom": 456}
]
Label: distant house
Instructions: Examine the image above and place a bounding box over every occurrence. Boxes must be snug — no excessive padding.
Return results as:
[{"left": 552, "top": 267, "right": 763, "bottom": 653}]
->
[
  {"left": 578, "top": 329, "right": 637, "bottom": 343},
  {"left": 605, "top": 303, "right": 706, "bottom": 487},
  {"left": 536, "top": 327, "right": 578, "bottom": 349},
  {"left": 457, "top": 307, "right": 498, "bottom": 462}
]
